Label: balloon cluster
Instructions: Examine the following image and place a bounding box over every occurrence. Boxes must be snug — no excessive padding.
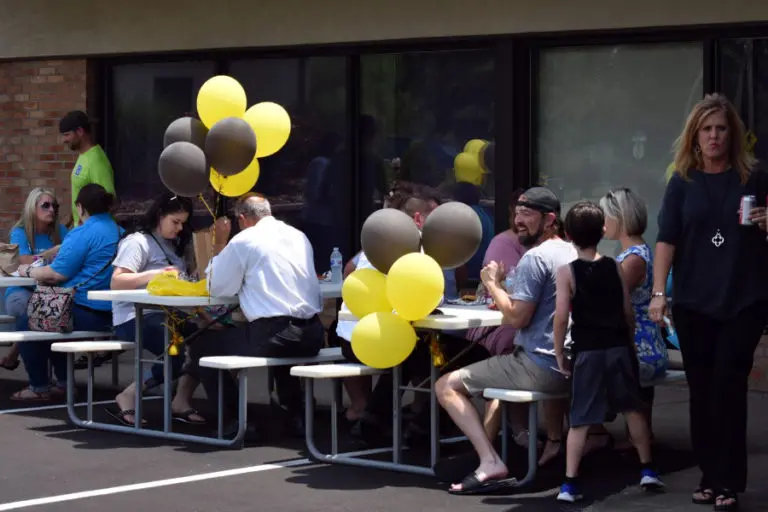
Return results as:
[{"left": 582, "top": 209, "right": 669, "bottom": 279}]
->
[
  {"left": 454, "top": 139, "right": 494, "bottom": 186},
  {"left": 342, "top": 201, "right": 483, "bottom": 369},
  {"left": 158, "top": 75, "right": 292, "bottom": 198}
]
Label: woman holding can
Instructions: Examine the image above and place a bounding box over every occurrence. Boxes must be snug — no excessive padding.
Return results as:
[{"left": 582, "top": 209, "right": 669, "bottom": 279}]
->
[{"left": 649, "top": 93, "right": 768, "bottom": 511}]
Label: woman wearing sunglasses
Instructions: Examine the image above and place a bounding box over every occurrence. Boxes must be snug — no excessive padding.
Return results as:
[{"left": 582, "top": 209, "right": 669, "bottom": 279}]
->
[{"left": 1, "top": 188, "right": 68, "bottom": 371}]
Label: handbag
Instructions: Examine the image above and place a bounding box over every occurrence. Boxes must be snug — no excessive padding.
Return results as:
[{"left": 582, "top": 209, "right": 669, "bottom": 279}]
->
[
  {"left": 0, "top": 243, "right": 20, "bottom": 276},
  {"left": 27, "top": 231, "right": 119, "bottom": 333}
]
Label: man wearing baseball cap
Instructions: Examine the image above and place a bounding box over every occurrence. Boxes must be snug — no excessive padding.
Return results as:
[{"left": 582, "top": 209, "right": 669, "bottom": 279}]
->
[
  {"left": 436, "top": 186, "right": 577, "bottom": 495},
  {"left": 59, "top": 111, "right": 115, "bottom": 226}
]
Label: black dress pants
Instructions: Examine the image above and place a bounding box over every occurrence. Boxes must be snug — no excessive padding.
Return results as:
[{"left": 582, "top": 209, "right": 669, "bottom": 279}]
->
[
  {"left": 189, "top": 315, "right": 324, "bottom": 420},
  {"left": 672, "top": 300, "right": 768, "bottom": 492}
]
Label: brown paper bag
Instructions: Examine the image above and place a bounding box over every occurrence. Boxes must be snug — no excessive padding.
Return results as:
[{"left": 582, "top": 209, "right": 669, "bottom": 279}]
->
[
  {"left": 0, "top": 243, "right": 19, "bottom": 276},
  {"left": 192, "top": 229, "right": 214, "bottom": 277}
]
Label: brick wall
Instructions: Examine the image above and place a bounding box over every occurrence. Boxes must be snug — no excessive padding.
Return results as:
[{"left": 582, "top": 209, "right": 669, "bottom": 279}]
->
[{"left": 0, "top": 59, "right": 88, "bottom": 237}]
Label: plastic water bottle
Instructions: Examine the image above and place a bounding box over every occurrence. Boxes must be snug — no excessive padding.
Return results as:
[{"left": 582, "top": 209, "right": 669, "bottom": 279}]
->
[
  {"left": 504, "top": 267, "right": 516, "bottom": 292},
  {"left": 330, "top": 247, "right": 343, "bottom": 284}
]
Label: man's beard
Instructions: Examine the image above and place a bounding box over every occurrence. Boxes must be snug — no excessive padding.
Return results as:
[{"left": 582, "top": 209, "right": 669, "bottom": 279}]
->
[{"left": 518, "top": 224, "right": 544, "bottom": 247}]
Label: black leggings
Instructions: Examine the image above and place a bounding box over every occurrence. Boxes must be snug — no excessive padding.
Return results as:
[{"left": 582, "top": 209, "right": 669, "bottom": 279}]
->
[{"left": 673, "top": 300, "right": 768, "bottom": 492}]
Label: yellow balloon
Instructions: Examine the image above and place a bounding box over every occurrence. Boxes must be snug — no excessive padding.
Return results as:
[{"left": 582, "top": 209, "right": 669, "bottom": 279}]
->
[
  {"left": 342, "top": 268, "right": 391, "bottom": 319},
  {"left": 386, "top": 252, "right": 444, "bottom": 321},
  {"left": 197, "top": 76, "right": 247, "bottom": 129},
  {"left": 351, "top": 312, "right": 418, "bottom": 369},
  {"left": 244, "top": 102, "right": 291, "bottom": 158},
  {"left": 210, "top": 158, "right": 260, "bottom": 197},
  {"left": 454, "top": 152, "right": 484, "bottom": 186},
  {"left": 463, "top": 139, "right": 488, "bottom": 155}
]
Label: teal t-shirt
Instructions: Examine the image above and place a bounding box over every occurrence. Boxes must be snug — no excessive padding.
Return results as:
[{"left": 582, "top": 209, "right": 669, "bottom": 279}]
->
[{"left": 4, "top": 224, "right": 69, "bottom": 299}]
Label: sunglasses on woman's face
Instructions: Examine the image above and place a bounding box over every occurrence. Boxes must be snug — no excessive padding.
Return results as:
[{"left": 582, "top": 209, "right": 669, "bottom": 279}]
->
[{"left": 39, "top": 201, "right": 59, "bottom": 211}]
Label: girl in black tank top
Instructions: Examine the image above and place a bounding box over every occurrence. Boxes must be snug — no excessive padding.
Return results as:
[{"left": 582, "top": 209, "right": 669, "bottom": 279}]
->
[{"left": 570, "top": 256, "right": 631, "bottom": 352}]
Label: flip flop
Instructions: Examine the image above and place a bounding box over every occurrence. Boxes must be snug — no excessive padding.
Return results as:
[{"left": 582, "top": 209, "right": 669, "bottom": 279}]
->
[
  {"left": 105, "top": 407, "right": 147, "bottom": 427},
  {"left": 10, "top": 388, "right": 51, "bottom": 402},
  {"left": 448, "top": 472, "right": 513, "bottom": 496},
  {"left": 172, "top": 409, "right": 206, "bottom": 425}
]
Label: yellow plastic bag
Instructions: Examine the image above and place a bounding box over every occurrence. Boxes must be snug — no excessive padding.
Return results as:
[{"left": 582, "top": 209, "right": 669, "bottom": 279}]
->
[{"left": 147, "top": 273, "right": 209, "bottom": 297}]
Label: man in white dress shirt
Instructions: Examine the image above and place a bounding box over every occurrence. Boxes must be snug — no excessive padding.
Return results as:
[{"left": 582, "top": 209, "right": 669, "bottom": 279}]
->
[{"left": 189, "top": 194, "right": 323, "bottom": 440}]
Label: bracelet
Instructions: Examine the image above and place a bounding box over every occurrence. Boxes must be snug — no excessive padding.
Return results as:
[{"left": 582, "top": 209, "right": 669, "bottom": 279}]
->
[{"left": 651, "top": 292, "right": 665, "bottom": 298}]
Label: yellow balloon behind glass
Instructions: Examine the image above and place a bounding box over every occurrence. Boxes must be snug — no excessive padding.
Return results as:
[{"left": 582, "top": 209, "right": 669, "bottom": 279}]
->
[
  {"left": 386, "top": 252, "right": 444, "bottom": 321},
  {"left": 244, "top": 102, "right": 292, "bottom": 158},
  {"left": 342, "top": 268, "right": 391, "bottom": 319},
  {"left": 463, "top": 139, "right": 488, "bottom": 155},
  {"left": 196, "top": 76, "right": 247, "bottom": 129},
  {"left": 351, "top": 312, "right": 418, "bottom": 369},
  {"left": 454, "top": 152, "right": 484, "bottom": 186},
  {"left": 210, "top": 157, "right": 260, "bottom": 197}
]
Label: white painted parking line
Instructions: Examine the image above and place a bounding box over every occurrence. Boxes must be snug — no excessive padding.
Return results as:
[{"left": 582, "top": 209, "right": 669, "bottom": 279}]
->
[
  {"left": 0, "top": 457, "right": 312, "bottom": 511},
  {"left": 0, "top": 396, "right": 162, "bottom": 415}
]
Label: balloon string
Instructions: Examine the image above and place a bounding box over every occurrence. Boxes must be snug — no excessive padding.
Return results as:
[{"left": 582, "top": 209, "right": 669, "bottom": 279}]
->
[{"left": 198, "top": 193, "right": 218, "bottom": 305}]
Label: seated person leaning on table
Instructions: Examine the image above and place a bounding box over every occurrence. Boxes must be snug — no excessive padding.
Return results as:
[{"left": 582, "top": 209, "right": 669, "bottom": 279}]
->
[
  {"left": 189, "top": 194, "right": 324, "bottom": 440},
  {"left": 12, "top": 184, "right": 121, "bottom": 401},
  {"left": 106, "top": 192, "right": 204, "bottom": 426},
  {"left": 435, "top": 186, "right": 575, "bottom": 495},
  {"left": 1, "top": 187, "right": 69, "bottom": 372}
]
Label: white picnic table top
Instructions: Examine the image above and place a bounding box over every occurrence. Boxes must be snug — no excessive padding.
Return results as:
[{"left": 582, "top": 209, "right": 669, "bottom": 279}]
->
[
  {"left": 0, "top": 330, "right": 113, "bottom": 343},
  {"left": 88, "top": 281, "right": 343, "bottom": 308},
  {"left": 0, "top": 276, "right": 36, "bottom": 287},
  {"left": 337, "top": 305, "right": 504, "bottom": 330}
]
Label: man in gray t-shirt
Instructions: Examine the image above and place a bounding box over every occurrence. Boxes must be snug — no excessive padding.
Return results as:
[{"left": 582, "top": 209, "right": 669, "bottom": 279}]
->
[{"left": 436, "top": 187, "right": 575, "bottom": 495}]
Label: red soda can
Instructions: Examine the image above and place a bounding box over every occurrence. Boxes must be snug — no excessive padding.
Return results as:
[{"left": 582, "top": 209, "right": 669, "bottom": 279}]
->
[{"left": 740, "top": 195, "right": 755, "bottom": 225}]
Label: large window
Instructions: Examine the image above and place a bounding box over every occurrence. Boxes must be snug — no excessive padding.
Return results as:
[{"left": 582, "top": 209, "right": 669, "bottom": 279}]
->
[
  {"left": 109, "top": 57, "right": 349, "bottom": 274},
  {"left": 360, "top": 50, "right": 496, "bottom": 218},
  {"left": 229, "top": 57, "right": 349, "bottom": 273},
  {"left": 110, "top": 61, "right": 216, "bottom": 221},
  {"left": 719, "top": 38, "right": 768, "bottom": 162},
  {"left": 535, "top": 43, "right": 703, "bottom": 254}
]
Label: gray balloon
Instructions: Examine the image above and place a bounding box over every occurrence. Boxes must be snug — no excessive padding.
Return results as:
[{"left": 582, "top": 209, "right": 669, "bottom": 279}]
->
[
  {"left": 421, "top": 201, "right": 483, "bottom": 269},
  {"left": 164, "top": 117, "right": 208, "bottom": 150},
  {"left": 158, "top": 141, "right": 210, "bottom": 197},
  {"left": 204, "top": 117, "right": 257, "bottom": 176},
  {"left": 360, "top": 208, "right": 422, "bottom": 274}
]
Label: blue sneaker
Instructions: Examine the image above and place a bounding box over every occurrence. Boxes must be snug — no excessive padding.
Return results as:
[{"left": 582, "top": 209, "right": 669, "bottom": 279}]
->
[
  {"left": 557, "top": 482, "right": 583, "bottom": 503},
  {"left": 640, "top": 469, "right": 665, "bottom": 491}
]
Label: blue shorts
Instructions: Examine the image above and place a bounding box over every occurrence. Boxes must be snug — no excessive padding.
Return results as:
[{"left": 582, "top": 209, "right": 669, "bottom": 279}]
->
[{"left": 569, "top": 346, "right": 642, "bottom": 427}]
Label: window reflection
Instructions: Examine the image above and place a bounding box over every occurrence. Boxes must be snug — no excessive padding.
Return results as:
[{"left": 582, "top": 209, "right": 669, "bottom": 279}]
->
[
  {"left": 360, "top": 50, "right": 495, "bottom": 288},
  {"left": 536, "top": 43, "right": 703, "bottom": 254},
  {"left": 229, "top": 57, "right": 349, "bottom": 274},
  {"left": 110, "top": 61, "right": 217, "bottom": 224}
]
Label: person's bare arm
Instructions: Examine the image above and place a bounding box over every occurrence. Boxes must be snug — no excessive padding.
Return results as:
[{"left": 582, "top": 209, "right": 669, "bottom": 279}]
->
[
  {"left": 616, "top": 261, "right": 637, "bottom": 347},
  {"left": 553, "top": 265, "right": 572, "bottom": 373},
  {"left": 111, "top": 266, "right": 177, "bottom": 290}
]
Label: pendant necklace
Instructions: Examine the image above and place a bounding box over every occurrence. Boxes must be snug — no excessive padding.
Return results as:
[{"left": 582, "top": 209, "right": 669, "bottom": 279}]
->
[{"left": 701, "top": 170, "right": 733, "bottom": 248}]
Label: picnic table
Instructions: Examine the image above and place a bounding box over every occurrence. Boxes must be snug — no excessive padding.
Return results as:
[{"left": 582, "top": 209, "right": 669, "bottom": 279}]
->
[
  {"left": 323, "top": 305, "right": 505, "bottom": 476},
  {"left": 75, "top": 281, "right": 343, "bottom": 446}
]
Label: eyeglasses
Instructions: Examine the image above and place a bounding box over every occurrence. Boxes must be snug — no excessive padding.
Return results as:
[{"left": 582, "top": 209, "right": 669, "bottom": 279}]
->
[{"left": 39, "top": 202, "right": 59, "bottom": 211}]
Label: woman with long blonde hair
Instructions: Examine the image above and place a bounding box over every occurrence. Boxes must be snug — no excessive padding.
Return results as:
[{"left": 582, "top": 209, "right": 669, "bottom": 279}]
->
[
  {"left": 649, "top": 93, "right": 768, "bottom": 510},
  {"left": 1, "top": 188, "right": 68, "bottom": 371}
]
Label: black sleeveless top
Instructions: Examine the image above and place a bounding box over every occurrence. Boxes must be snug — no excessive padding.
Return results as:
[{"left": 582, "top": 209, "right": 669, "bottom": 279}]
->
[{"left": 570, "top": 256, "right": 631, "bottom": 352}]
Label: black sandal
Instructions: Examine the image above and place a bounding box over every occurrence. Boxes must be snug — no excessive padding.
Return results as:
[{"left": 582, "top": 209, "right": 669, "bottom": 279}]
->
[
  {"left": 714, "top": 489, "right": 739, "bottom": 511},
  {"left": 105, "top": 407, "right": 147, "bottom": 427},
  {"left": 691, "top": 487, "right": 715, "bottom": 505},
  {"left": 448, "top": 472, "right": 512, "bottom": 495}
]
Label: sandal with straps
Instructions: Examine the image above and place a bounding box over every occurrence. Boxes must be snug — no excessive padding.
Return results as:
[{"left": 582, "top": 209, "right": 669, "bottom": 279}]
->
[
  {"left": 714, "top": 489, "right": 739, "bottom": 511},
  {"left": 691, "top": 487, "right": 715, "bottom": 505}
]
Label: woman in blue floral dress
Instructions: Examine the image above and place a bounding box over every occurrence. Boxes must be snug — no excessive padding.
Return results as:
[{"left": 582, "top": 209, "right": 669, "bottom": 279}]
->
[{"left": 600, "top": 188, "right": 668, "bottom": 439}]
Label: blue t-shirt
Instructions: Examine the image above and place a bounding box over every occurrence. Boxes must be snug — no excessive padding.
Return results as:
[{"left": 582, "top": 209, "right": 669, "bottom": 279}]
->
[
  {"left": 508, "top": 238, "right": 577, "bottom": 371},
  {"left": 5, "top": 224, "right": 69, "bottom": 299},
  {"left": 50, "top": 213, "right": 123, "bottom": 311}
]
